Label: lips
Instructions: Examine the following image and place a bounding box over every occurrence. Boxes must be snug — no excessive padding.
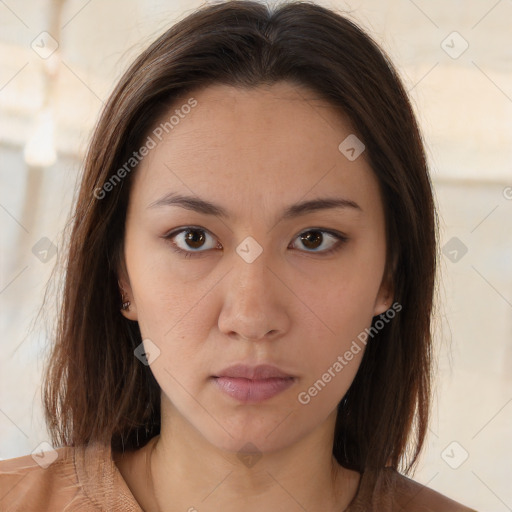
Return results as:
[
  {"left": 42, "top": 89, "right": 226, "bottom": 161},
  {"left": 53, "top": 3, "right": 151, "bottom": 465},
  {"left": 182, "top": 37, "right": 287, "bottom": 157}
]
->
[
  {"left": 211, "top": 364, "right": 296, "bottom": 403},
  {"left": 213, "top": 364, "right": 293, "bottom": 380}
]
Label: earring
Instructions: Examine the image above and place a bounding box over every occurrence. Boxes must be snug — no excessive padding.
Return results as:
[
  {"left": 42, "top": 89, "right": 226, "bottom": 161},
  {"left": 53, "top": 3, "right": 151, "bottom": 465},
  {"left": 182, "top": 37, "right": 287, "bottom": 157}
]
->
[{"left": 120, "top": 288, "right": 131, "bottom": 311}]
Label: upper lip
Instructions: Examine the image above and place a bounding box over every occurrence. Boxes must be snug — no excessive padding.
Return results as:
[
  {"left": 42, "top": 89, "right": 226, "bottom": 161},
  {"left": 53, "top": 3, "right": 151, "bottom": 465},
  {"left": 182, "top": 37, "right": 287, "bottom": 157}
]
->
[{"left": 213, "top": 364, "right": 294, "bottom": 379}]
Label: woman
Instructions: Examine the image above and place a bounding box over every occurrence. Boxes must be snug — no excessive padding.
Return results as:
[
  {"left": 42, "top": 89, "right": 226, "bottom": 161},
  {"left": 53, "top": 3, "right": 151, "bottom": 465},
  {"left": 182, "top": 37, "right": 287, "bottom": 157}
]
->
[{"left": 0, "top": 1, "right": 478, "bottom": 510}]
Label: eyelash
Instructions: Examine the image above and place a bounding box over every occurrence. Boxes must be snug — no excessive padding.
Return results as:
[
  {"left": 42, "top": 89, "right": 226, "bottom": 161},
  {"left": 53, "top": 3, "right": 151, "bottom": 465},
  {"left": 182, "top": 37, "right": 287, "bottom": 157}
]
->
[{"left": 162, "top": 226, "right": 348, "bottom": 259}]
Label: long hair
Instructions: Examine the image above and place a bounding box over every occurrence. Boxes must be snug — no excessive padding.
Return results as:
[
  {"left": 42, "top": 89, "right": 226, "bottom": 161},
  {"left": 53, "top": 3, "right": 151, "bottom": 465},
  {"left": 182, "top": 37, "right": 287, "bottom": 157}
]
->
[{"left": 42, "top": 0, "right": 439, "bottom": 475}]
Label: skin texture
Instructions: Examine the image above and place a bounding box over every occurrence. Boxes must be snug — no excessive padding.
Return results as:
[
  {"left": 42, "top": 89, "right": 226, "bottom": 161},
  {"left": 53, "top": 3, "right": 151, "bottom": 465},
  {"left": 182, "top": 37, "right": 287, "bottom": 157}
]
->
[{"left": 115, "top": 81, "right": 394, "bottom": 512}]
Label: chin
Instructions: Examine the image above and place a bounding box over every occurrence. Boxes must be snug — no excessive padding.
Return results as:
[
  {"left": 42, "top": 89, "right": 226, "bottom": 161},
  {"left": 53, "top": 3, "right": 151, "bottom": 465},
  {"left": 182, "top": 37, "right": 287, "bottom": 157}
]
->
[{"left": 195, "top": 417, "right": 307, "bottom": 459}]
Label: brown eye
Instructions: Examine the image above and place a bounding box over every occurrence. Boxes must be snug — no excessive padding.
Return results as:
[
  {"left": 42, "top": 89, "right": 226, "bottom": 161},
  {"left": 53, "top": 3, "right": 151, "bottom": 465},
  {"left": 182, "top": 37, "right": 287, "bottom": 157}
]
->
[
  {"left": 164, "top": 227, "right": 220, "bottom": 256},
  {"left": 183, "top": 229, "right": 206, "bottom": 249},
  {"left": 291, "top": 229, "right": 348, "bottom": 255},
  {"left": 164, "top": 226, "right": 347, "bottom": 259},
  {"left": 300, "top": 231, "right": 323, "bottom": 250}
]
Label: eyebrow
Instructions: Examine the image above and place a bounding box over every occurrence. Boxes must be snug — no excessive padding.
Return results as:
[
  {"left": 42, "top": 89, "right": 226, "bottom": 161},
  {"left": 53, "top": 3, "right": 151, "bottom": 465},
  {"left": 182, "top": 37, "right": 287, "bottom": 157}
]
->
[{"left": 146, "top": 192, "right": 362, "bottom": 220}]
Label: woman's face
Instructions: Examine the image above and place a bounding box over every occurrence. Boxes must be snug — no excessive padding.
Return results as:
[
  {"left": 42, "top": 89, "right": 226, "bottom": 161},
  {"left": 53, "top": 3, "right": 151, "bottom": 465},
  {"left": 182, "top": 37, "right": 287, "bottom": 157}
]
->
[{"left": 119, "top": 81, "right": 393, "bottom": 454}]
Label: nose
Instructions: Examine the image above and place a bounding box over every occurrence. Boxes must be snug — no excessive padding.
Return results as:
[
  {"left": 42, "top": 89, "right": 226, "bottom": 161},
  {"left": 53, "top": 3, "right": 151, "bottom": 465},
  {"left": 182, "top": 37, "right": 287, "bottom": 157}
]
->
[{"left": 217, "top": 249, "right": 290, "bottom": 342}]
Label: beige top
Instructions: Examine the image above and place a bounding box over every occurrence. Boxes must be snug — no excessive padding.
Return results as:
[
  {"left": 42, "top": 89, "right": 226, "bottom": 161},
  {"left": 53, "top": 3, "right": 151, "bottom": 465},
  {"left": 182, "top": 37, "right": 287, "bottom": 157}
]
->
[{"left": 0, "top": 442, "right": 478, "bottom": 511}]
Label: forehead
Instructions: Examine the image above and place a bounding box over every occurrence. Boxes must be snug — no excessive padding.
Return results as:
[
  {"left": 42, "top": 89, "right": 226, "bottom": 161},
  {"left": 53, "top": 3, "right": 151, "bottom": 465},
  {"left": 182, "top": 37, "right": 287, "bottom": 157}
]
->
[{"left": 129, "top": 81, "right": 383, "bottom": 223}]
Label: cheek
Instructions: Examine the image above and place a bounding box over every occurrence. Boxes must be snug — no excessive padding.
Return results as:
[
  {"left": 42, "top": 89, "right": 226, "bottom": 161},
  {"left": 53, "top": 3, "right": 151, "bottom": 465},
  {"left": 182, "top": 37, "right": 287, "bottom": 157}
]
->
[
  {"left": 126, "top": 238, "right": 205, "bottom": 333},
  {"left": 299, "top": 261, "right": 381, "bottom": 338},
  {"left": 289, "top": 260, "right": 381, "bottom": 393},
  {"left": 299, "top": 299, "right": 369, "bottom": 395},
  {"left": 126, "top": 250, "right": 215, "bottom": 368},
  {"left": 296, "top": 347, "right": 364, "bottom": 414},
  {"left": 293, "top": 283, "right": 371, "bottom": 412},
  {"left": 323, "top": 242, "right": 386, "bottom": 327}
]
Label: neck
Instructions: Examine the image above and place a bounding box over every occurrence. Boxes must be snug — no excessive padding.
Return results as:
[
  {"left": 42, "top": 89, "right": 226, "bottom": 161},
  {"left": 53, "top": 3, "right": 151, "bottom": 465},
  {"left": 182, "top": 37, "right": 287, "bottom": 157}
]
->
[{"left": 143, "top": 411, "right": 360, "bottom": 512}]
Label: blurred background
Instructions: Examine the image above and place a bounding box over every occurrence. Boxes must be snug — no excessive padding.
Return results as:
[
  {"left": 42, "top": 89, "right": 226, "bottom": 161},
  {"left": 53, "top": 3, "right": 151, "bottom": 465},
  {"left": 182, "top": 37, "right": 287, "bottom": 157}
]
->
[{"left": 0, "top": 0, "right": 511, "bottom": 510}]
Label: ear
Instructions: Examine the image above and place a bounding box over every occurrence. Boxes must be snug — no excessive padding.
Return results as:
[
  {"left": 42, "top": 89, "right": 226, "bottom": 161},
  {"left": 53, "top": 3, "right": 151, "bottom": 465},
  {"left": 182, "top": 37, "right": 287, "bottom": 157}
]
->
[
  {"left": 117, "top": 254, "right": 138, "bottom": 322},
  {"left": 373, "top": 251, "right": 397, "bottom": 317}
]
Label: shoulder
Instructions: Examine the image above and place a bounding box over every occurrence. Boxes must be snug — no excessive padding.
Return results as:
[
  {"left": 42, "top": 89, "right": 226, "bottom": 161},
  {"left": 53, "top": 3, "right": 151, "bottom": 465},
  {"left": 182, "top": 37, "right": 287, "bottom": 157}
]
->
[
  {"left": 384, "top": 468, "right": 479, "bottom": 512},
  {"left": 349, "top": 466, "right": 479, "bottom": 512},
  {"left": 0, "top": 442, "right": 137, "bottom": 511},
  {"left": 0, "top": 445, "right": 82, "bottom": 511}
]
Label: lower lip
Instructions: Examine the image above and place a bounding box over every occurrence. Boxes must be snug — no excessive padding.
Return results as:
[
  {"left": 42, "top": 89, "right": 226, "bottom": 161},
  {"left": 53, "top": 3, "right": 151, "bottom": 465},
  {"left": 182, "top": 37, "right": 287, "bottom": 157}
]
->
[{"left": 212, "top": 376, "right": 295, "bottom": 403}]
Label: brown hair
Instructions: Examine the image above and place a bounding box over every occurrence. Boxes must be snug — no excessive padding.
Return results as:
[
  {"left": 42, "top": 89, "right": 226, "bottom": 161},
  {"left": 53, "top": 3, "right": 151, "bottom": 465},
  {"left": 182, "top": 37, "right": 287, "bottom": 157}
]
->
[{"left": 42, "top": 0, "right": 439, "bottom": 475}]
